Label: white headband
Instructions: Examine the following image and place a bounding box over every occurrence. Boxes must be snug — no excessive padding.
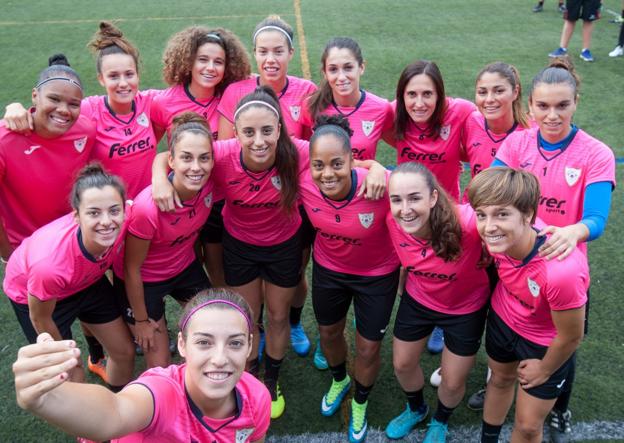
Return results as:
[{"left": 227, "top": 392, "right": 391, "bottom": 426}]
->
[
  {"left": 253, "top": 25, "right": 293, "bottom": 47},
  {"left": 234, "top": 100, "right": 280, "bottom": 121}
]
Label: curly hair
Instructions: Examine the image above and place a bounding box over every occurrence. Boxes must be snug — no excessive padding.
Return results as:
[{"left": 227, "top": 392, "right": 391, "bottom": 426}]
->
[{"left": 162, "top": 26, "right": 251, "bottom": 97}]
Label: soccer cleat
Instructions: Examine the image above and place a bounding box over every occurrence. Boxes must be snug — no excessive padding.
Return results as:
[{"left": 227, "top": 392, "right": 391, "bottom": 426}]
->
[
  {"left": 313, "top": 339, "right": 329, "bottom": 370},
  {"left": 423, "top": 418, "right": 449, "bottom": 443},
  {"left": 579, "top": 49, "right": 594, "bottom": 62},
  {"left": 549, "top": 47, "right": 568, "bottom": 58},
  {"left": 467, "top": 388, "right": 486, "bottom": 411},
  {"left": 532, "top": 3, "right": 544, "bottom": 12},
  {"left": 87, "top": 356, "right": 108, "bottom": 384},
  {"left": 558, "top": 3, "right": 566, "bottom": 13},
  {"left": 349, "top": 399, "right": 369, "bottom": 442},
  {"left": 549, "top": 409, "right": 572, "bottom": 443},
  {"left": 430, "top": 367, "right": 442, "bottom": 388},
  {"left": 258, "top": 329, "right": 266, "bottom": 364},
  {"left": 290, "top": 322, "right": 311, "bottom": 356},
  {"left": 385, "top": 403, "right": 429, "bottom": 440},
  {"left": 270, "top": 383, "right": 286, "bottom": 419},
  {"left": 427, "top": 327, "right": 444, "bottom": 354},
  {"left": 321, "top": 375, "right": 351, "bottom": 417},
  {"left": 609, "top": 45, "right": 624, "bottom": 57},
  {"left": 611, "top": 15, "right": 624, "bottom": 23}
]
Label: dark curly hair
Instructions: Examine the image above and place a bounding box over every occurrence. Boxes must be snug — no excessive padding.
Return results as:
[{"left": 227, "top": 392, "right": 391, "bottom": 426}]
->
[{"left": 162, "top": 26, "right": 251, "bottom": 97}]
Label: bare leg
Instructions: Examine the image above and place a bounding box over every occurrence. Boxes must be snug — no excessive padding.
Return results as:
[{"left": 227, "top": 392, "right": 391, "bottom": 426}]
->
[
  {"left": 510, "top": 387, "right": 557, "bottom": 443},
  {"left": 560, "top": 20, "right": 576, "bottom": 48},
  {"left": 86, "top": 318, "right": 135, "bottom": 385}
]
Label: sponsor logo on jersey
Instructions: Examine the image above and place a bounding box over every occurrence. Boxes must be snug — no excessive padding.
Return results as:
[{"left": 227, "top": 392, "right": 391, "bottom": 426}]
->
[
  {"left": 358, "top": 212, "right": 374, "bottom": 229},
  {"left": 74, "top": 136, "right": 87, "bottom": 153},
  {"left": 400, "top": 148, "right": 446, "bottom": 163},
  {"left": 233, "top": 200, "right": 278, "bottom": 209},
  {"left": 399, "top": 242, "right": 410, "bottom": 247},
  {"left": 405, "top": 266, "right": 457, "bottom": 281},
  {"left": 362, "top": 120, "right": 375, "bottom": 137},
  {"left": 564, "top": 167, "right": 581, "bottom": 186},
  {"left": 104, "top": 126, "right": 115, "bottom": 132},
  {"left": 539, "top": 195, "right": 566, "bottom": 215},
  {"left": 204, "top": 192, "right": 213, "bottom": 208},
  {"left": 311, "top": 208, "right": 321, "bottom": 213},
  {"left": 289, "top": 106, "right": 300, "bottom": 121},
  {"left": 228, "top": 180, "right": 241, "bottom": 185},
  {"left": 519, "top": 161, "right": 532, "bottom": 168},
  {"left": 236, "top": 428, "right": 255, "bottom": 443},
  {"left": 527, "top": 277, "right": 540, "bottom": 298},
  {"left": 271, "top": 176, "right": 281, "bottom": 190},
  {"left": 315, "top": 227, "right": 362, "bottom": 245},
  {"left": 440, "top": 125, "right": 451, "bottom": 140},
  {"left": 109, "top": 136, "right": 153, "bottom": 158},
  {"left": 137, "top": 112, "right": 149, "bottom": 127},
  {"left": 471, "top": 142, "right": 481, "bottom": 148},
  {"left": 24, "top": 145, "right": 41, "bottom": 155}
]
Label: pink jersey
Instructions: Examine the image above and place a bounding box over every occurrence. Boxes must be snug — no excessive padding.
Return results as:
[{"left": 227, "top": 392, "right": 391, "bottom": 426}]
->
[
  {"left": 461, "top": 111, "right": 528, "bottom": 178},
  {"left": 496, "top": 127, "right": 616, "bottom": 254},
  {"left": 151, "top": 84, "right": 221, "bottom": 140},
  {"left": 389, "top": 97, "right": 476, "bottom": 201},
  {"left": 112, "top": 181, "right": 215, "bottom": 282},
  {"left": 114, "top": 365, "right": 270, "bottom": 443},
  {"left": 0, "top": 116, "right": 95, "bottom": 248},
  {"left": 386, "top": 204, "right": 490, "bottom": 314},
  {"left": 218, "top": 76, "right": 317, "bottom": 138},
  {"left": 211, "top": 138, "right": 308, "bottom": 246},
  {"left": 299, "top": 90, "right": 393, "bottom": 160},
  {"left": 300, "top": 168, "right": 399, "bottom": 276},
  {"left": 491, "top": 226, "right": 589, "bottom": 346},
  {"left": 81, "top": 91, "right": 158, "bottom": 199},
  {"left": 4, "top": 212, "right": 126, "bottom": 305}
]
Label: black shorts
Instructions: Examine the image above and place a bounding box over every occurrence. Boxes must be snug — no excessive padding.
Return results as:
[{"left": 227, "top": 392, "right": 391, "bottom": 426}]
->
[
  {"left": 393, "top": 291, "right": 487, "bottom": 356},
  {"left": 222, "top": 227, "right": 302, "bottom": 288},
  {"left": 485, "top": 309, "right": 576, "bottom": 400},
  {"left": 114, "top": 259, "right": 210, "bottom": 324},
  {"left": 565, "top": 0, "right": 601, "bottom": 21},
  {"left": 312, "top": 261, "right": 399, "bottom": 341},
  {"left": 299, "top": 204, "right": 316, "bottom": 250},
  {"left": 200, "top": 199, "right": 225, "bottom": 244},
  {"left": 11, "top": 276, "right": 121, "bottom": 344}
]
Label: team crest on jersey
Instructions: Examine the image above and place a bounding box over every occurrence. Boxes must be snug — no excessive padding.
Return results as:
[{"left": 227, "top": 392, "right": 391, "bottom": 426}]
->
[
  {"left": 137, "top": 112, "right": 149, "bottom": 128},
  {"left": 358, "top": 212, "right": 374, "bottom": 229},
  {"left": 235, "top": 428, "right": 255, "bottom": 442},
  {"left": 204, "top": 192, "right": 213, "bottom": 208},
  {"left": 271, "top": 176, "right": 282, "bottom": 190},
  {"left": 362, "top": 120, "right": 375, "bottom": 137},
  {"left": 289, "top": 106, "right": 301, "bottom": 121},
  {"left": 440, "top": 125, "right": 451, "bottom": 141},
  {"left": 74, "top": 137, "right": 87, "bottom": 153},
  {"left": 527, "top": 278, "right": 540, "bottom": 298},
  {"left": 564, "top": 167, "right": 581, "bottom": 186}
]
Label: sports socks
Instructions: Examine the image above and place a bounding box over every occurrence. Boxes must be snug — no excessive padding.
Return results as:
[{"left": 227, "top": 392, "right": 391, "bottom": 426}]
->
[
  {"left": 481, "top": 420, "right": 503, "bottom": 443},
  {"left": 329, "top": 361, "right": 347, "bottom": 382},
  {"left": 433, "top": 399, "right": 455, "bottom": 424},
  {"left": 85, "top": 335, "right": 105, "bottom": 363},
  {"left": 289, "top": 305, "right": 303, "bottom": 326},
  {"left": 264, "top": 353, "right": 283, "bottom": 399},
  {"left": 353, "top": 379, "right": 373, "bottom": 404},
  {"left": 404, "top": 388, "right": 425, "bottom": 412}
]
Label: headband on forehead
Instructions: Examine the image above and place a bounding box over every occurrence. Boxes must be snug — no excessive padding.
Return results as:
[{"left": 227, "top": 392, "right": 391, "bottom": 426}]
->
[
  {"left": 179, "top": 299, "right": 253, "bottom": 334},
  {"left": 233, "top": 100, "right": 280, "bottom": 120},
  {"left": 252, "top": 25, "right": 293, "bottom": 47},
  {"left": 205, "top": 32, "right": 222, "bottom": 42},
  {"left": 35, "top": 77, "right": 82, "bottom": 91}
]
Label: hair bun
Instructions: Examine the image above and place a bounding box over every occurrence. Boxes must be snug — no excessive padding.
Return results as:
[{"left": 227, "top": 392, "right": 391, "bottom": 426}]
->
[
  {"left": 99, "top": 21, "right": 124, "bottom": 38},
  {"left": 172, "top": 111, "right": 210, "bottom": 130},
  {"left": 48, "top": 53, "right": 70, "bottom": 67},
  {"left": 78, "top": 162, "right": 106, "bottom": 179},
  {"left": 548, "top": 56, "right": 573, "bottom": 72},
  {"left": 313, "top": 114, "right": 354, "bottom": 137}
]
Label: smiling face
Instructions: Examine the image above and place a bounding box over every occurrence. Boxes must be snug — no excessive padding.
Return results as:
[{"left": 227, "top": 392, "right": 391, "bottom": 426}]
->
[
  {"left": 179, "top": 307, "right": 251, "bottom": 414},
  {"left": 235, "top": 105, "right": 280, "bottom": 171},
  {"left": 97, "top": 53, "right": 139, "bottom": 114},
  {"left": 168, "top": 132, "right": 213, "bottom": 199},
  {"left": 310, "top": 133, "right": 353, "bottom": 200},
  {"left": 190, "top": 42, "right": 226, "bottom": 98},
  {"left": 403, "top": 74, "right": 438, "bottom": 125},
  {"left": 475, "top": 72, "right": 518, "bottom": 127},
  {"left": 474, "top": 204, "right": 533, "bottom": 259},
  {"left": 31, "top": 80, "right": 82, "bottom": 139},
  {"left": 389, "top": 172, "right": 438, "bottom": 238},
  {"left": 323, "top": 47, "right": 364, "bottom": 105},
  {"left": 254, "top": 30, "right": 293, "bottom": 86},
  {"left": 529, "top": 82, "right": 577, "bottom": 144},
  {"left": 74, "top": 185, "right": 125, "bottom": 257}
]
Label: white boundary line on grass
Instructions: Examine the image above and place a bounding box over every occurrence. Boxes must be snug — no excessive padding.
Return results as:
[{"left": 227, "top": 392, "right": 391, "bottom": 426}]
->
[
  {"left": 267, "top": 421, "right": 624, "bottom": 442},
  {"left": 0, "top": 14, "right": 293, "bottom": 26}
]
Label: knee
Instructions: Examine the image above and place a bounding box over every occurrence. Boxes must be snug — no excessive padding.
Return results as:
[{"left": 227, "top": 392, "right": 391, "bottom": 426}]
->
[
  {"left": 357, "top": 342, "right": 381, "bottom": 366},
  {"left": 440, "top": 374, "right": 466, "bottom": 395},
  {"left": 109, "top": 341, "right": 135, "bottom": 363},
  {"left": 266, "top": 309, "right": 289, "bottom": 327},
  {"left": 320, "top": 325, "right": 343, "bottom": 343},
  {"left": 514, "top": 416, "right": 543, "bottom": 441},
  {"left": 393, "top": 353, "right": 416, "bottom": 375},
  {"left": 489, "top": 371, "right": 516, "bottom": 390}
]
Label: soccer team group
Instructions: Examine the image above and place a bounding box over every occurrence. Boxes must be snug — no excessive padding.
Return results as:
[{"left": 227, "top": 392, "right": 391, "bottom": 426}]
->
[{"left": 2, "top": 11, "right": 616, "bottom": 443}]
